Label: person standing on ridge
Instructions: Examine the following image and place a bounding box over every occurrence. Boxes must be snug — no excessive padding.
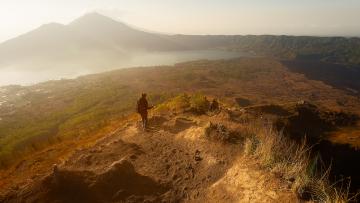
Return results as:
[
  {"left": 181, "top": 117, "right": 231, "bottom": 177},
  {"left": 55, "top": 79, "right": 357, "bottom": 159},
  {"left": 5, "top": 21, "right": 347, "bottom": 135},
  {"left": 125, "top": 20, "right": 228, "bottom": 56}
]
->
[
  {"left": 210, "top": 98, "right": 219, "bottom": 111},
  {"left": 137, "top": 93, "right": 153, "bottom": 130}
]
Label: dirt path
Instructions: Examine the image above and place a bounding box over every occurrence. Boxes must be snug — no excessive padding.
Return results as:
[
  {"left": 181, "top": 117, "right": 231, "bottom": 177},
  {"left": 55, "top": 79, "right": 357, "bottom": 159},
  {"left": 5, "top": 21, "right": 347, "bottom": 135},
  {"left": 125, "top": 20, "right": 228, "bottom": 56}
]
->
[{"left": 2, "top": 112, "right": 297, "bottom": 202}]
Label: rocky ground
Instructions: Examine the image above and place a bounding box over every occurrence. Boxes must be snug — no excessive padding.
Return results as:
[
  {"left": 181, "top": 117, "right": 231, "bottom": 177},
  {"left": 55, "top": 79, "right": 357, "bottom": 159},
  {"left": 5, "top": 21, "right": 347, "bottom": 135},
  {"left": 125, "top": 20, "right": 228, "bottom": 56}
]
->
[
  {"left": 2, "top": 107, "right": 299, "bottom": 203},
  {"left": 2, "top": 99, "right": 360, "bottom": 203}
]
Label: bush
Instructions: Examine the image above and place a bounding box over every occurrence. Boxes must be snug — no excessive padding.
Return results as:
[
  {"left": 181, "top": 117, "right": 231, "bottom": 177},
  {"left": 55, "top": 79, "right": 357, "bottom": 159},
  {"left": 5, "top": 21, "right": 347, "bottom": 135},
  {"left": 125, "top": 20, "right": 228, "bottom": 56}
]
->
[
  {"left": 169, "top": 93, "right": 190, "bottom": 110},
  {"left": 189, "top": 93, "right": 210, "bottom": 114},
  {"left": 154, "top": 93, "right": 210, "bottom": 115},
  {"left": 205, "top": 122, "right": 244, "bottom": 144}
]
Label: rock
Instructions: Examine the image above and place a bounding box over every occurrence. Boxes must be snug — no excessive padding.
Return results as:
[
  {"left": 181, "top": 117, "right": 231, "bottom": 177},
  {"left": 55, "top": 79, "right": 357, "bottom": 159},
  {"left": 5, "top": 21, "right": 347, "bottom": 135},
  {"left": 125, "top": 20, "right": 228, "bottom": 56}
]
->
[
  {"left": 194, "top": 150, "right": 202, "bottom": 162},
  {"left": 53, "top": 164, "right": 58, "bottom": 174}
]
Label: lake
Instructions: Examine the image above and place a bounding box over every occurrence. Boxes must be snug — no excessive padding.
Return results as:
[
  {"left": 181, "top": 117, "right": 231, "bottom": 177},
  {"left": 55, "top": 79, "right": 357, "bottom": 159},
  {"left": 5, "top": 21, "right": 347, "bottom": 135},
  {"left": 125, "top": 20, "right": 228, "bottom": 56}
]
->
[{"left": 0, "top": 50, "right": 249, "bottom": 86}]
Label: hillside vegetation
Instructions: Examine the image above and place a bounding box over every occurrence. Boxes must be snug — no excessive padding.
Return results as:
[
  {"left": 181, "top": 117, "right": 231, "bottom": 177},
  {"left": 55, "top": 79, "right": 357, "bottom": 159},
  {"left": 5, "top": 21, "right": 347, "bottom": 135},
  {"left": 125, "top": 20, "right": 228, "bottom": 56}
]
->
[
  {"left": 1, "top": 94, "right": 358, "bottom": 202},
  {"left": 1, "top": 58, "right": 360, "bottom": 168},
  {"left": 227, "top": 35, "right": 360, "bottom": 65}
]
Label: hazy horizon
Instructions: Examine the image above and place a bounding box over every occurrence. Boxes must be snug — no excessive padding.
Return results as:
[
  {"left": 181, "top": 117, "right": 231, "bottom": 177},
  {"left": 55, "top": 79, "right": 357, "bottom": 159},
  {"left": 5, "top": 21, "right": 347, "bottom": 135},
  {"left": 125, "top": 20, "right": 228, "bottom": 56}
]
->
[{"left": 1, "top": 0, "right": 360, "bottom": 43}]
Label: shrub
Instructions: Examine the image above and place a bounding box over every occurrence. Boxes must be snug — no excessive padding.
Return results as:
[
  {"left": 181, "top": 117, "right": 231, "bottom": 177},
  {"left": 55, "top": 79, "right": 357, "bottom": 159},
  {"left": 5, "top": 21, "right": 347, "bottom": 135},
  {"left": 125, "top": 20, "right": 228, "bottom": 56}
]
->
[
  {"left": 153, "top": 93, "right": 190, "bottom": 114},
  {"left": 169, "top": 93, "right": 190, "bottom": 110},
  {"left": 204, "top": 122, "right": 244, "bottom": 144},
  {"left": 154, "top": 93, "right": 210, "bottom": 115},
  {"left": 189, "top": 93, "right": 210, "bottom": 114}
]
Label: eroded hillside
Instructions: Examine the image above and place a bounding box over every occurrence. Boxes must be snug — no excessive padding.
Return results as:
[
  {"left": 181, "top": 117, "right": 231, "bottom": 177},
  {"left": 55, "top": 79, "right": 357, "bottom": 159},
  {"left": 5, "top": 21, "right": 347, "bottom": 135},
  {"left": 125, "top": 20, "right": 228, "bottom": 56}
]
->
[{"left": 3, "top": 96, "right": 356, "bottom": 202}]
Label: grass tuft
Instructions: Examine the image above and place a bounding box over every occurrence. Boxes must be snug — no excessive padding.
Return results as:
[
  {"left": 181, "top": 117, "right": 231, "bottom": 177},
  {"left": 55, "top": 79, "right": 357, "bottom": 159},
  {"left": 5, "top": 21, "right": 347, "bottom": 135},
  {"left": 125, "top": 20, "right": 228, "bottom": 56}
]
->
[{"left": 241, "top": 119, "right": 357, "bottom": 202}]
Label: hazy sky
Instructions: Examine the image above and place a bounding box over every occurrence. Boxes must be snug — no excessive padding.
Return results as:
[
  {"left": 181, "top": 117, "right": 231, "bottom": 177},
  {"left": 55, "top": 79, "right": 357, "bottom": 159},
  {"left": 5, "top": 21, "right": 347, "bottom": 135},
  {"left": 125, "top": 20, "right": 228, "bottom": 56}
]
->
[{"left": 1, "top": 0, "right": 360, "bottom": 42}]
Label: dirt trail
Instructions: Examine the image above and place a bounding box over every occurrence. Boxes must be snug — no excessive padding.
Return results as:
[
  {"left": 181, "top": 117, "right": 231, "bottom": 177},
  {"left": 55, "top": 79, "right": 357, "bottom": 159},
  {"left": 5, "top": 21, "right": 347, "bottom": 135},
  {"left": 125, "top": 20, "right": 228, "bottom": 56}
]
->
[{"left": 2, "top": 111, "right": 297, "bottom": 202}]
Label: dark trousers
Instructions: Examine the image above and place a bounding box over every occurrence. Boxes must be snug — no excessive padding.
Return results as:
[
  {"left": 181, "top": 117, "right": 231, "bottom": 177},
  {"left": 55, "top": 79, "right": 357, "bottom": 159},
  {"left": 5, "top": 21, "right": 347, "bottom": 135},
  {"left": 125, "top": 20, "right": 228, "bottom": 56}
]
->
[{"left": 140, "top": 112, "right": 148, "bottom": 129}]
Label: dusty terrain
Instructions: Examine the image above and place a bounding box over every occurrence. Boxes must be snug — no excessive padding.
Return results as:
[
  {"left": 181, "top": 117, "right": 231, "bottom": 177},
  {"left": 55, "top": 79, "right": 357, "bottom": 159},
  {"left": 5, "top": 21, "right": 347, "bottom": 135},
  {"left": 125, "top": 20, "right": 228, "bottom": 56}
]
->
[{"left": 1, "top": 106, "right": 300, "bottom": 202}]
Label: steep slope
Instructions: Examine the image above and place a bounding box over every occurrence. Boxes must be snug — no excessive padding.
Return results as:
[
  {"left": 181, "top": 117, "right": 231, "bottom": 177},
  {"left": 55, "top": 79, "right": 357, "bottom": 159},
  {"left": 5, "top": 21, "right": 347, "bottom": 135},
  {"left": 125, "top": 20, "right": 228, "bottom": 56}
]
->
[
  {"left": 1, "top": 104, "right": 298, "bottom": 202},
  {"left": 3, "top": 97, "right": 358, "bottom": 202},
  {"left": 216, "top": 35, "right": 360, "bottom": 65}
]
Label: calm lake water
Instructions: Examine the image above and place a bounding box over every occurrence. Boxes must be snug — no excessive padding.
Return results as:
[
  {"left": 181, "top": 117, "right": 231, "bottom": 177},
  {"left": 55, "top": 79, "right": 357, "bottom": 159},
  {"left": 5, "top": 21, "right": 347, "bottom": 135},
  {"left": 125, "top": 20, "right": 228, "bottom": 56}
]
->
[{"left": 0, "top": 50, "right": 249, "bottom": 86}]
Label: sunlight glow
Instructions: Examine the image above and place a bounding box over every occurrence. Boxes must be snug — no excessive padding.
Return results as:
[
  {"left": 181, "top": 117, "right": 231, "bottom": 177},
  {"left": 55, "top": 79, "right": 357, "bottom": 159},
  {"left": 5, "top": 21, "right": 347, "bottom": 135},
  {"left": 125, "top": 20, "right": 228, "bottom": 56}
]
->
[{"left": 0, "top": 0, "right": 359, "bottom": 42}]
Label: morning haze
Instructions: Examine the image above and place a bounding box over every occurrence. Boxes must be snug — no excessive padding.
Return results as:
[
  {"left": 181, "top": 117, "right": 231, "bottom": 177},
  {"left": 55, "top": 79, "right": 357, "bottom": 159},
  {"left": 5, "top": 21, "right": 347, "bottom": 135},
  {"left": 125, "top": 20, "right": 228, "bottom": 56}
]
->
[
  {"left": 1, "top": 1, "right": 360, "bottom": 202},
  {"left": 0, "top": 0, "right": 360, "bottom": 86},
  {"left": 1, "top": 0, "right": 360, "bottom": 43}
]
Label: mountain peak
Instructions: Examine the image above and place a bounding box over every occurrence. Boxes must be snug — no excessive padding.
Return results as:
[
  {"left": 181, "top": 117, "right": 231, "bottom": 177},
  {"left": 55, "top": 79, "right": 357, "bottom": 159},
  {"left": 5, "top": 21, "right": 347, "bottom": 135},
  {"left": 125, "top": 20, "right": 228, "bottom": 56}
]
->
[
  {"left": 41, "top": 22, "right": 64, "bottom": 27},
  {"left": 69, "top": 12, "right": 125, "bottom": 27},
  {"left": 79, "top": 12, "right": 110, "bottom": 20}
]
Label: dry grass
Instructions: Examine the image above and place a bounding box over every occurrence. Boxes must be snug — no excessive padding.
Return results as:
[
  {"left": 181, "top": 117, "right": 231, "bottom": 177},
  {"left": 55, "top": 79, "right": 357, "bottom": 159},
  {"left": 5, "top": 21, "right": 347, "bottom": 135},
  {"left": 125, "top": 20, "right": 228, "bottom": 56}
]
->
[
  {"left": 154, "top": 93, "right": 211, "bottom": 115},
  {"left": 242, "top": 119, "right": 357, "bottom": 202}
]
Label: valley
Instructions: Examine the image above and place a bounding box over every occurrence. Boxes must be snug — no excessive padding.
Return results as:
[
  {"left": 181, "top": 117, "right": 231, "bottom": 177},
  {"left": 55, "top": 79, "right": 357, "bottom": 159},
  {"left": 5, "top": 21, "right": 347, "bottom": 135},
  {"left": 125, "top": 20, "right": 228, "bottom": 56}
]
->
[{"left": 1, "top": 57, "right": 360, "bottom": 202}]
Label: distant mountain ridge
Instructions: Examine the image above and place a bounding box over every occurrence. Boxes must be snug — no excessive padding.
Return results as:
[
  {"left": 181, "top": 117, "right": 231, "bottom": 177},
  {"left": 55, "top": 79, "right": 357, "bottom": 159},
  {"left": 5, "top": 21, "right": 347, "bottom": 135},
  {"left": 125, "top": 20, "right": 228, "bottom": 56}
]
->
[
  {"left": 0, "top": 12, "right": 359, "bottom": 72},
  {"left": 0, "top": 13, "right": 184, "bottom": 52},
  {"left": 0, "top": 13, "right": 185, "bottom": 68}
]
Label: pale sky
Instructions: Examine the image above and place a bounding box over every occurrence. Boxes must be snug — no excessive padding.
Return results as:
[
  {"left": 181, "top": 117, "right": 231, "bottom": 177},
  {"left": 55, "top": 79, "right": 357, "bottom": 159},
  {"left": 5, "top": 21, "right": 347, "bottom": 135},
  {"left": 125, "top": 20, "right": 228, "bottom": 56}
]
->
[{"left": 1, "top": 0, "right": 360, "bottom": 43}]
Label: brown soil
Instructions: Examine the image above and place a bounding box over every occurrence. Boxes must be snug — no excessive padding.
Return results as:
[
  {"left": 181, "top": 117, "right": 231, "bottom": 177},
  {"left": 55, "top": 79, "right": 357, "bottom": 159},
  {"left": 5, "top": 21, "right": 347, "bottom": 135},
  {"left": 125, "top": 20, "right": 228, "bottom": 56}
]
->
[{"left": 1, "top": 110, "right": 297, "bottom": 203}]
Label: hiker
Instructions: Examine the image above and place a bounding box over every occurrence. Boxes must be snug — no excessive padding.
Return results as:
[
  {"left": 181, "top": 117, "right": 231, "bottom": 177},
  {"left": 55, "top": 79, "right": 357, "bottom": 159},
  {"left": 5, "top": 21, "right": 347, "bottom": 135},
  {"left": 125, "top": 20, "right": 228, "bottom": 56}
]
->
[
  {"left": 210, "top": 98, "right": 219, "bottom": 111},
  {"left": 137, "top": 93, "right": 153, "bottom": 129}
]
